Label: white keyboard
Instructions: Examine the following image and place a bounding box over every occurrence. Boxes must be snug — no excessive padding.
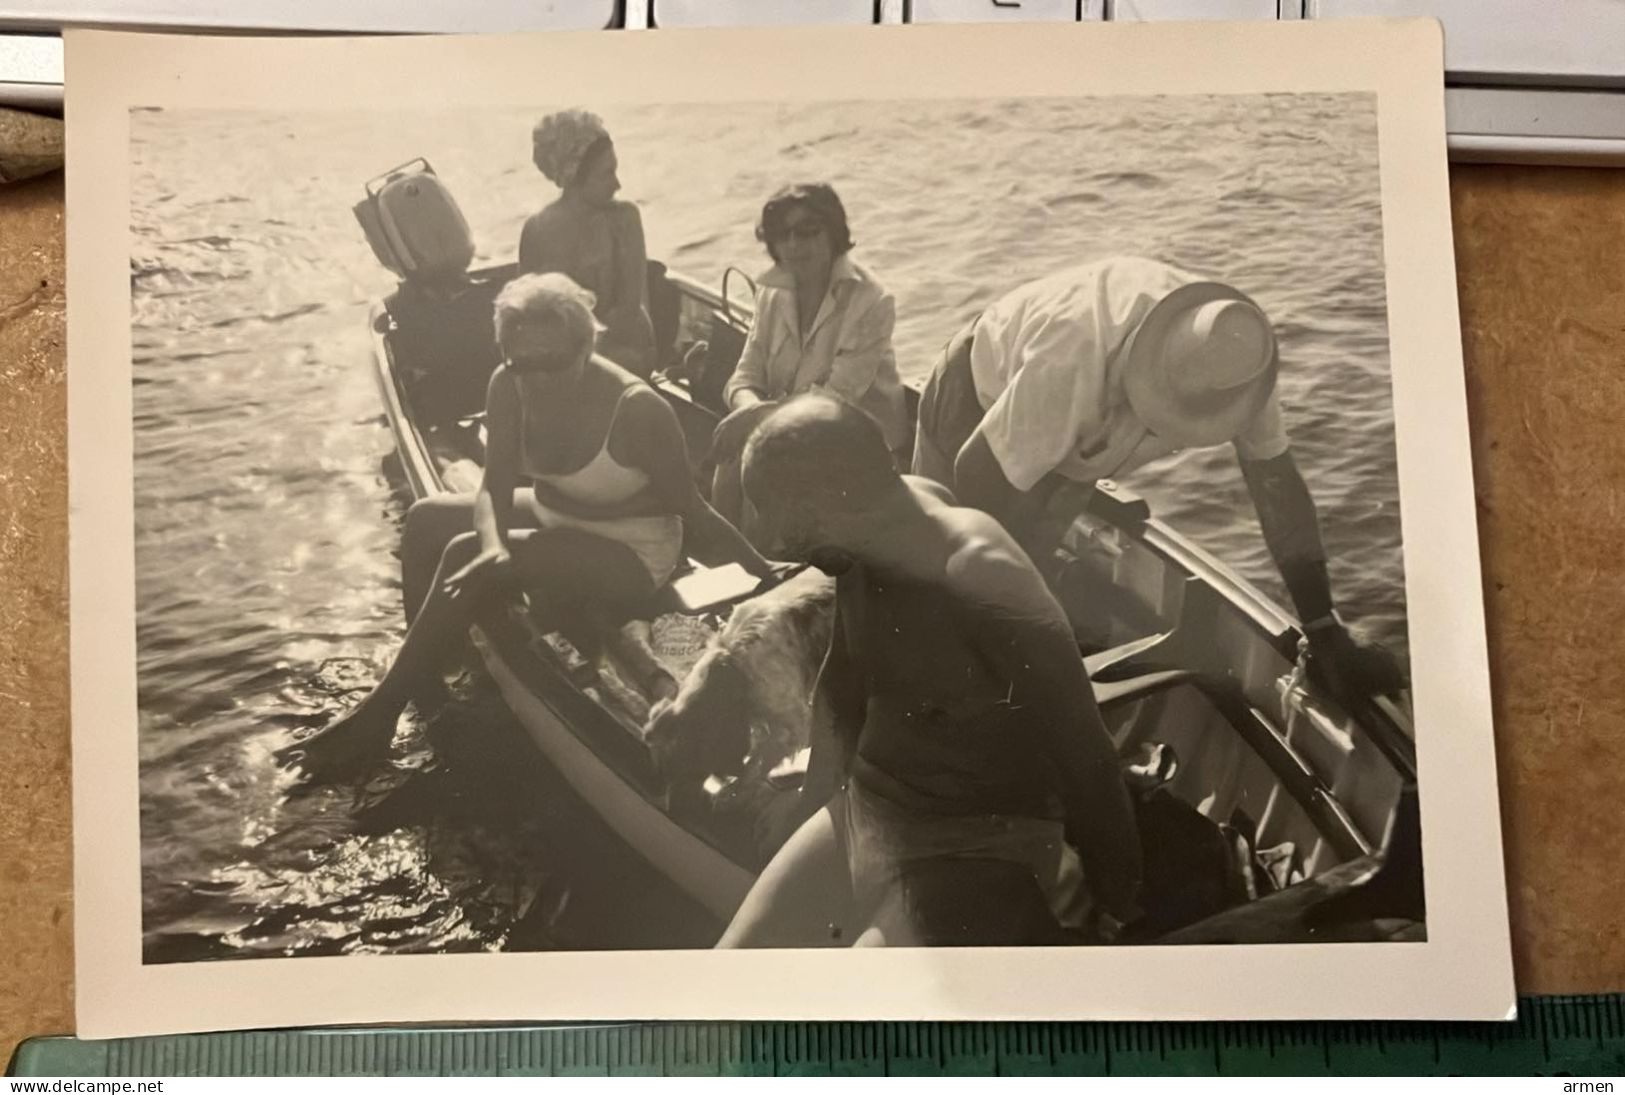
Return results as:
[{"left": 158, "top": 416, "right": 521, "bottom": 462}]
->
[
  {"left": 5, "top": 0, "right": 1622, "bottom": 162},
  {"left": 651, "top": 0, "right": 875, "bottom": 26}
]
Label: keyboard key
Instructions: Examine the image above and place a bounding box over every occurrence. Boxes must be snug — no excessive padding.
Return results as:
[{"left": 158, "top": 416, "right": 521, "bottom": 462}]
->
[
  {"left": 651, "top": 0, "right": 875, "bottom": 26},
  {"left": 1307, "top": 0, "right": 1625, "bottom": 86},
  {"left": 1447, "top": 86, "right": 1625, "bottom": 147},
  {"left": 0, "top": 33, "right": 60, "bottom": 83},
  {"left": 909, "top": 0, "right": 1082, "bottom": 22},
  {"left": 0, "top": 0, "right": 622, "bottom": 32},
  {"left": 1108, "top": 0, "right": 1278, "bottom": 19},
  {"left": 0, "top": 33, "right": 61, "bottom": 110}
]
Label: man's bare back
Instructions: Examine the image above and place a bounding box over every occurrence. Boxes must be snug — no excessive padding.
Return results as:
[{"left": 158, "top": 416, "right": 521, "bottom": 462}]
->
[
  {"left": 720, "top": 393, "right": 1141, "bottom": 948},
  {"left": 832, "top": 484, "right": 1082, "bottom": 820}
]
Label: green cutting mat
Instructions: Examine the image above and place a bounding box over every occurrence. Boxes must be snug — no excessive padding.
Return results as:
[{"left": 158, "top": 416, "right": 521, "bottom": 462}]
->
[{"left": 11, "top": 995, "right": 1623, "bottom": 1076}]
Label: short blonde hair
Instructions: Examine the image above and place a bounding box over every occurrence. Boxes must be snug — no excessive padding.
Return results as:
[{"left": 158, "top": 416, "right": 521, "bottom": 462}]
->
[{"left": 492, "top": 272, "right": 602, "bottom": 354}]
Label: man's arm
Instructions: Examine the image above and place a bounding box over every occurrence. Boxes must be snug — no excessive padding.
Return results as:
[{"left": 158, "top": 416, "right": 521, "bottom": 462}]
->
[
  {"left": 951, "top": 431, "right": 1024, "bottom": 529},
  {"left": 1239, "top": 447, "right": 1407, "bottom": 699},
  {"left": 969, "top": 563, "right": 1142, "bottom": 920},
  {"left": 1236, "top": 448, "right": 1333, "bottom": 621},
  {"left": 750, "top": 597, "right": 860, "bottom": 853},
  {"left": 794, "top": 598, "right": 864, "bottom": 823},
  {"left": 953, "top": 432, "right": 1072, "bottom": 557}
]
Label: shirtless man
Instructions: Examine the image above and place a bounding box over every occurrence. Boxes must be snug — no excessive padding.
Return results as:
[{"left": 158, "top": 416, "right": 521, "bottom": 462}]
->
[{"left": 718, "top": 394, "right": 1142, "bottom": 948}]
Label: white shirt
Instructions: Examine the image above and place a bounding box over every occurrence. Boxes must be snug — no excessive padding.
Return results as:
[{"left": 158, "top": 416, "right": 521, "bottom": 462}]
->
[
  {"left": 970, "top": 256, "right": 1290, "bottom": 492},
  {"left": 724, "top": 254, "right": 909, "bottom": 450}
]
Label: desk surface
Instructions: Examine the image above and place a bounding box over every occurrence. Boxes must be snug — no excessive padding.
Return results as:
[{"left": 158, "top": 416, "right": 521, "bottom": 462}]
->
[{"left": 2, "top": 166, "right": 1622, "bottom": 1060}]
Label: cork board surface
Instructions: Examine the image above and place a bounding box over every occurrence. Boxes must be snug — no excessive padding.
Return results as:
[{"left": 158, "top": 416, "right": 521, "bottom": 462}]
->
[
  {"left": 0, "top": 163, "right": 1621, "bottom": 1058},
  {"left": 0, "top": 172, "right": 71, "bottom": 1061},
  {"left": 1453, "top": 165, "right": 1625, "bottom": 996}
]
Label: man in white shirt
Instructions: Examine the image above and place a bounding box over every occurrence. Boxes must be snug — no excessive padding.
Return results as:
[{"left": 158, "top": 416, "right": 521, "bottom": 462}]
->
[{"left": 912, "top": 256, "right": 1405, "bottom": 705}]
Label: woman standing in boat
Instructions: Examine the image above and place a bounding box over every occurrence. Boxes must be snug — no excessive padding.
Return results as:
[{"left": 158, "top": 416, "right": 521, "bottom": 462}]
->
[
  {"left": 709, "top": 183, "right": 909, "bottom": 523},
  {"left": 519, "top": 109, "right": 657, "bottom": 378},
  {"left": 284, "top": 274, "right": 773, "bottom": 780}
]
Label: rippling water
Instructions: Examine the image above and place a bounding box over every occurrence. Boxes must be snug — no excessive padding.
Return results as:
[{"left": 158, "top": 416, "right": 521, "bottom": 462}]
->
[{"left": 132, "top": 93, "right": 1404, "bottom": 961}]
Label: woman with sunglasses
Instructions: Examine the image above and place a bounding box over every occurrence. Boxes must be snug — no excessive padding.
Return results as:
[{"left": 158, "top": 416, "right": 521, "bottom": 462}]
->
[
  {"left": 284, "top": 274, "right": 774, "bottom": 781},
  {"left": 710, "top": 183, "right": 908, "bottom": 523},
  {"left": 520, "top": 109, "right": 657, "bottom": 378}
]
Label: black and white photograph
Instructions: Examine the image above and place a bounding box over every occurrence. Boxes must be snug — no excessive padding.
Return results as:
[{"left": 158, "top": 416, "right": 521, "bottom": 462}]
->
[{"left": 69, "top": 22, "right": 1513, "bottom": 1033}]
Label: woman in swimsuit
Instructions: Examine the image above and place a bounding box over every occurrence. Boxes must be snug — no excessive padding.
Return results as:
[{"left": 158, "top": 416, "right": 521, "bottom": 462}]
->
[
  {"left": 285, "top": 273, "right": 773, "bottom": 780},
  {"left": 520, "top": 109, "right": 657, "bottom": 378}
]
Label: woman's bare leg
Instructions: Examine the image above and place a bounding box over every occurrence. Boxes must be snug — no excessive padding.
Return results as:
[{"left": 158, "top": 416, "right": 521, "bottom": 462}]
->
[
  {"left": 286, "top": 521, "right": 660, "bottom": 781},
  {"left": 283, "top": 530, "right": 488, "bottom": 779},
  {"left": 401, "top": 491, "right": 541, "bottom": 625},
  {"left": 508, "top": 525, "right": 660, "bottom": 661},
  {"left": 400, "top": 494, "right": 474, "bottom": 626}
]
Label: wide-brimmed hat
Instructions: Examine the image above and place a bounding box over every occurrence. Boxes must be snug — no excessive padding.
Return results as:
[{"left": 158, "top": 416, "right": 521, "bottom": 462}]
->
[{"left": 1121, "top": 282, "right": 1279, "bottom": 449}]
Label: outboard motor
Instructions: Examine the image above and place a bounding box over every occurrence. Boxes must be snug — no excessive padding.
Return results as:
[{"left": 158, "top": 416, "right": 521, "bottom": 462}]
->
[
  {"left": 353, "top": 158, "right": 475, "bottom": 285},
  {"left": 354, "top": 159, "right": 497, "bottom": 423}
]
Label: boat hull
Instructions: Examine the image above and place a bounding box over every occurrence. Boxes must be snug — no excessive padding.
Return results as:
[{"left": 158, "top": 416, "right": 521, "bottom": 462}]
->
[
  {"left": 474, "top": 628, "right": 754, "bottom": 920},
  {"left": 363, "top": 261, "right": 1416, "bottom": 937}
]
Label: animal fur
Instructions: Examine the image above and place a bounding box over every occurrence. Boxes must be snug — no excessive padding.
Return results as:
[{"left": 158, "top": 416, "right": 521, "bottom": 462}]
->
[{"left": 644, "top": 568, "right": 835, "bottom": 786}]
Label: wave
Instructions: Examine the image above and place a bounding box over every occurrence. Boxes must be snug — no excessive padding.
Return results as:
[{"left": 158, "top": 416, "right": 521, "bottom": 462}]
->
[
  {"left": 170, "top": 234, "right": 239, "bottom": 250},
  {"left": 777, "top": 127, "right": 860, "bottom": 156},
  {"left": 1086, "top": 170, "right": 1165, "bottom": 189},
  {"left": 670, "top": 231, "right": 727, "bottom": 256},
  {"left": 205, "top": 302, "right": 326, "bottom": 329},
  {"left": 1043, "top": 191, "right": 1106, "bottom": 210}
]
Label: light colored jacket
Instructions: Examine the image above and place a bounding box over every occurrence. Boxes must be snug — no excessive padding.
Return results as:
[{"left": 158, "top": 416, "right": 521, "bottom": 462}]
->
[{"left": 724, "top": 254, "right": 909, "bottom": 450}]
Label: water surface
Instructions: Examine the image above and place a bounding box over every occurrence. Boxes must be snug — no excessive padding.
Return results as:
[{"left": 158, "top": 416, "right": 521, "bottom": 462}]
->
[{"left": 131, "top": 93, "right": 1404, "bottom": 961}]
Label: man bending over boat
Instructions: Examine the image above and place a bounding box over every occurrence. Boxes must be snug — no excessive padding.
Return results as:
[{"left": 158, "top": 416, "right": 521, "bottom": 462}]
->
[
  {"left": 911, "top": 256, "right": 1405, "bottom": 708},
  {"left": 717, "top": 394, "right": 1142, "bottom": 948},
  {"left": 281, "top": 273, "right": 774, "bottom": 781}
]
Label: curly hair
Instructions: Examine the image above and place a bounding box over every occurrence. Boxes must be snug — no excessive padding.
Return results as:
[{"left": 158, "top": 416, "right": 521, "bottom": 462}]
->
[
  {"left": 531, "top": 109, "right": 612, "bottom": 189},
  {"left": 492, "top": 272, "right": 601, "bottom": 354},
  {"left": 755, "top": 183, "right": 855, "bottom": 264}
]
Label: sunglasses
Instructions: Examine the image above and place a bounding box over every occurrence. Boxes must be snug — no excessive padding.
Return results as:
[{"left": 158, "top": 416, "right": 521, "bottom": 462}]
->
[{"left": 772, "top": 220, "right": 826, "bottom": 243}]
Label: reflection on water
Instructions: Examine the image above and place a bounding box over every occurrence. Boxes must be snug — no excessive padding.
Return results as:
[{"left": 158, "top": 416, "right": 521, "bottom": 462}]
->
[{"left": 132, "top": 93, "right": 1404, "bottom": 961}]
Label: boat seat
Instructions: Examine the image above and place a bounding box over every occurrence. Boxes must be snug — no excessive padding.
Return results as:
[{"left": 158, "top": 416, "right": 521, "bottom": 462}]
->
[
  {"left": 690, "top": 309, "right": 748, "bottom": 415},
  {"left": 629, "top": 560, "right": 767, "bottom": 621},
  {"left": 1092, "top": 668, "right": 1197, "bottom": 711},
  {"left": 646, "top": 259, "right": 682, "bottom": 372},
  {"left": 1085, "top": 628, "right": 1199, "bottom": 711},
  {"left": 1084, "top": 629, "right": 1176, "bottom": 680}
]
